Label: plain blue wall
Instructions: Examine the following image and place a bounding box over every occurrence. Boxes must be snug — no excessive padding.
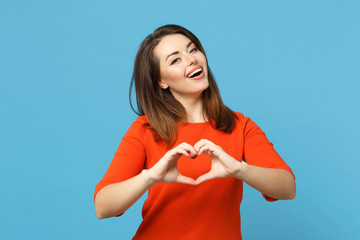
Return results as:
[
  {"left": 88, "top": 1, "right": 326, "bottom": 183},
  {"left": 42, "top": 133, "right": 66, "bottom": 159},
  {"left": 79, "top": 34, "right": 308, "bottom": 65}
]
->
[{"left": 1, "top": 0, "right": 359, "bottom": 239}]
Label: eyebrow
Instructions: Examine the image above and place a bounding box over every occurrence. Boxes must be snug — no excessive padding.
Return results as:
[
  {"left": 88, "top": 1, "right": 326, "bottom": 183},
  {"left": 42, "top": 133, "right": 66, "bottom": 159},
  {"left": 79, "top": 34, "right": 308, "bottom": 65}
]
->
[{"left": 165, "top": 41, "right": 194, "bottom": 62}]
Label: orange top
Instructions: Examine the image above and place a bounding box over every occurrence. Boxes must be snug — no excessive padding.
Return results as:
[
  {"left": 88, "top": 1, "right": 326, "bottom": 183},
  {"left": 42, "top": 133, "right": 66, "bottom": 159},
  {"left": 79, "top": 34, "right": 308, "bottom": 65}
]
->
[{"left": 94, "top": 112, "right": 294, "bottom": 240}]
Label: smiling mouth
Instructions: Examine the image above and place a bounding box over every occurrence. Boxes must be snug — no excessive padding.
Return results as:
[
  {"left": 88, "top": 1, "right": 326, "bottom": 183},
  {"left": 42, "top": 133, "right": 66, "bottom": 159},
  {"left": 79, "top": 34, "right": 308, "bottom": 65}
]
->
[{"left": 187, "top": 68, "right": 203, "bottom": 78}]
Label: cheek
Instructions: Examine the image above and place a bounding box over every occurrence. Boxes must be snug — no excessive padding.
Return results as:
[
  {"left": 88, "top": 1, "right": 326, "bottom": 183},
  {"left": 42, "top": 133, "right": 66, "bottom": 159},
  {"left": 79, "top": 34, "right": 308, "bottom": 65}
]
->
[{"left": 163, "top": 68, "right": 184, "bottom": 82}]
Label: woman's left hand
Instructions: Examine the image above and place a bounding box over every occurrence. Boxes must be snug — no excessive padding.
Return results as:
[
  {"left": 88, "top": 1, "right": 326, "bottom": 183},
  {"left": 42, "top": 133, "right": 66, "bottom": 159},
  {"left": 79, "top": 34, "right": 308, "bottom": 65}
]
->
[{"left": 194, "top": 139, "right": 241, "bottom": 184}]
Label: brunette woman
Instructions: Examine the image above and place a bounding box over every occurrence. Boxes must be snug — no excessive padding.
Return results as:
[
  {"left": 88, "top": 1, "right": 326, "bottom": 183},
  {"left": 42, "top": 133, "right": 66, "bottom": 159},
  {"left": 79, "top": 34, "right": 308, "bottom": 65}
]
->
[{"left": 94, "top": 24, "right": 296, "bottom": 240}]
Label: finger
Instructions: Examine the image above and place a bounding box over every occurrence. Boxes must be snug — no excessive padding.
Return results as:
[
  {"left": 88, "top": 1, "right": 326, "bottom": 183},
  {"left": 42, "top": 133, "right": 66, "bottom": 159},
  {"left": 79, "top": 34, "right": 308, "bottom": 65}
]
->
[
  {"left": 194, "top": 139, "right": 217, "bottom": 152},
  {"left": 177, "top": 142, "right": 198, "bottom": 157},
  {"left": 177, "top": 175, "right": 197, "bottom": 185},
  {"left": 176, "top": 148, "right": 192, "bottom": 158},
  {"left": 197, "top": 145, "right": 216, "bottom": 156},
  {"left": 202, "top": 139, "right": 216, "bottom": 146},
  {"left": 167, "top": 148, "right": 190, "bottom": 160},
  {"left": 194, "top": 139, "right": 205, "bottom": 152},
  {"left": 195, "top": 172, "right": 215, "bottom": 185}
]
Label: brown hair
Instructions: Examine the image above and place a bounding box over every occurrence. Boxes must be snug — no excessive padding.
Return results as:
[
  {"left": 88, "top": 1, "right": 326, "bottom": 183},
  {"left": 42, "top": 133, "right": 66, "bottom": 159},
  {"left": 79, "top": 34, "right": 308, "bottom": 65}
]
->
[{"left": 129, "top": 24, "right": 237, "bottom": 147}]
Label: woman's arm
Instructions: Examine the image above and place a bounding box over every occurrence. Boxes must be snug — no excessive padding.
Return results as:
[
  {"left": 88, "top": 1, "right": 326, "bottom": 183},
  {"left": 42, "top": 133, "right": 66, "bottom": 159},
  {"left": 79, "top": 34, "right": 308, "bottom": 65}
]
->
[
  {"left": 94, "top": 142, "right": 197, "bottom": 219},
  {"left": 94, "top": 170, "right": 156, "bottom": 219},
  {"left": 233, "top": 162, "right": 296, "bottom": 199}
]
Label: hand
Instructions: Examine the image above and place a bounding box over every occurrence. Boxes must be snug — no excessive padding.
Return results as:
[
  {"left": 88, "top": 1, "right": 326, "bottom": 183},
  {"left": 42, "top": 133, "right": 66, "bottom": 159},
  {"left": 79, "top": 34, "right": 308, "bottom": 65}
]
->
[
  {"left": 147, "top": 142, "right": 198, "bottom": 185},
  {"left": 194, "top": 139, "right": 241, "bottom": 184}
]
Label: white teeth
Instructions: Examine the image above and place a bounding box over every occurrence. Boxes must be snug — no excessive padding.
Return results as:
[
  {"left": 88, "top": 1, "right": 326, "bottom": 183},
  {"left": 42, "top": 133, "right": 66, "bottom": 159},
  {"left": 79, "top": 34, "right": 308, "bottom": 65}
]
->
[{"left": 188, "top": 68, "right": 202, "bottom": 78}]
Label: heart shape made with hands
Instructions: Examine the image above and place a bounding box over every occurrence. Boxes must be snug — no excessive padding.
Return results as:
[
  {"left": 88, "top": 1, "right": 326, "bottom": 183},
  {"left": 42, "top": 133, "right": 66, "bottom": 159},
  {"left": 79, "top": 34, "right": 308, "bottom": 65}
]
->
[{"left": 177, "top": 150, "right": 212, "bottom": 181}]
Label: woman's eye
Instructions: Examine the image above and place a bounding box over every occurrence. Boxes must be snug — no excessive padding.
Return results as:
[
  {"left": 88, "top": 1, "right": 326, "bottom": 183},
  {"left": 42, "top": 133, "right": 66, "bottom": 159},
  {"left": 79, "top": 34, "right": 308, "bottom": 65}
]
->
[
  {"left": 190, "top": 47, "right": 198, "bottom": 53},
  {"left": 170, "top": 58, "right": 180, "bottom": 65}
]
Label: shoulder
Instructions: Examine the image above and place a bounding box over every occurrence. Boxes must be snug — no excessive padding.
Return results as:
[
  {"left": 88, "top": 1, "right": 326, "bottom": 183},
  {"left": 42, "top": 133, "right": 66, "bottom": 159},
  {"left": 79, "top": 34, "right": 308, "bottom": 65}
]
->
[
  {"left": 134, "top": 115, "right": 149, "bottom": 124},
  {"left": 231, "top": 111, "right": 260, "bottom": 133},
  {"left": 233, "top": 111, "right": 244, "bottom": 119},
  {"left": 130, "top": 115, "right": 150, "bottom": 128},
  {"left": 125, "top": 115, "right": 150, "bottom": 136},
  {"left": 233, "top": 111, "right": 251, "bottom": 124},
  {"left": 121, "top": 115, "right": 153, "bottom": 150}
]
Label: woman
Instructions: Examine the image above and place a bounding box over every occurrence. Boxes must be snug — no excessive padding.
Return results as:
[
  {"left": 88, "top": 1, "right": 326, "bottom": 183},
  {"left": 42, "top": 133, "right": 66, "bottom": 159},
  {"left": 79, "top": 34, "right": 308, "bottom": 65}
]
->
[{"left": 94, "top": 24, "right": 296, "bottom": 239}]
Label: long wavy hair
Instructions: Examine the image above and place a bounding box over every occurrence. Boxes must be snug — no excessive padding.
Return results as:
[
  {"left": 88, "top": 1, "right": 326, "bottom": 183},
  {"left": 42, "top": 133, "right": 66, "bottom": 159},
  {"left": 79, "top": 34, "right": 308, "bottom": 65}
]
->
[{"left": 129, "top": 24, "right": 237, "bottom": 147}]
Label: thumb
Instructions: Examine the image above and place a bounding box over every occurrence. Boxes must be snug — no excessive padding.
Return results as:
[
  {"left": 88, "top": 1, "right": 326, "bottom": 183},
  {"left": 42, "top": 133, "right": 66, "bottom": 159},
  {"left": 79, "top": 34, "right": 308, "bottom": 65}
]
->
[
  {"left": 177, "top": 174, "right": 197, "bottom": 185},
  {"left": 195, "top": 172, "right": 214, "bottom": 185}
]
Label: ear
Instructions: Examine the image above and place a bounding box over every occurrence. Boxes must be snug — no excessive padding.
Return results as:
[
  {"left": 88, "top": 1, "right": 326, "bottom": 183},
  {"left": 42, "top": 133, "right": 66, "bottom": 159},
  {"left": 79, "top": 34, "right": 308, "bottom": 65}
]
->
[{"left": 159, "top": 80, "right": 168, "bottom": 89}]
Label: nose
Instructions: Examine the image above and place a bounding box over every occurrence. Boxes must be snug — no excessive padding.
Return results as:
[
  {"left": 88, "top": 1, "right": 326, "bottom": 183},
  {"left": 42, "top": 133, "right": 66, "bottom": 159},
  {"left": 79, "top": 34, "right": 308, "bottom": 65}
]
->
[{"left": 185, "top": 54, "right": 196, "bottom": 66}]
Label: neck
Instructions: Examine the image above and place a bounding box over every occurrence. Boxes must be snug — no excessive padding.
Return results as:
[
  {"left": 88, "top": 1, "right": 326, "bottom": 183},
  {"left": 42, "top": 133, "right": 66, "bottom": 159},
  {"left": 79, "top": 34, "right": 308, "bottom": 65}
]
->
[{"left": 175, "top": 94, "right": 207, "bottom": 123}]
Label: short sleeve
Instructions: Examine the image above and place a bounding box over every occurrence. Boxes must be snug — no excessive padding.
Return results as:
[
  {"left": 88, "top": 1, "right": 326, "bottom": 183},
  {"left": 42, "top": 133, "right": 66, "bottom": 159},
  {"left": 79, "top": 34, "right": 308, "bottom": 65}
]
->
[
  {"left": 94, "top": 120, "right": 147, "bottom": 202},
  {"left": 243, "top": 117, "right": 295, "bottom": 202}
]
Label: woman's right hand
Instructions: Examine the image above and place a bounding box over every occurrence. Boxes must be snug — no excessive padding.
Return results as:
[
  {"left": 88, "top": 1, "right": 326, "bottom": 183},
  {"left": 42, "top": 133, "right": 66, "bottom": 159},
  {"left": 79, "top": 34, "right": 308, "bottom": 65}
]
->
[
  {"left": 145, "top": 142, "right": 198, "bottom": 185},
  {"left": 95, "top": 142, "right": 197, "bottom": 219}
]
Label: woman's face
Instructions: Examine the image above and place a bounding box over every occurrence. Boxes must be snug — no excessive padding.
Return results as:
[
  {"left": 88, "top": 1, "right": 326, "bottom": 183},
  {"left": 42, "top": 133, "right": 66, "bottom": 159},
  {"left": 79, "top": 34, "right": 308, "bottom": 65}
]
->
[{"left": 154, "top": 34, "right": 209, "bottom": 101}]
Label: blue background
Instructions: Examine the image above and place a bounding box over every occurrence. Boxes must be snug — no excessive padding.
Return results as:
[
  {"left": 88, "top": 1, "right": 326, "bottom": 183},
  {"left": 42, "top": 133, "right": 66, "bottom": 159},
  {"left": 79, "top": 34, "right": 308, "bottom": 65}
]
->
[{"left": 1, "top": 0, "right": 359, "bottom": 239}]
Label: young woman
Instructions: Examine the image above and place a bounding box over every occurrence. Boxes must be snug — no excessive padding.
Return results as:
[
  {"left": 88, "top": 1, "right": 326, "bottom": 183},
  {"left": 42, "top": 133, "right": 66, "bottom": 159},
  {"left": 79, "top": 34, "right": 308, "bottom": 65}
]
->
[{"left": 94, "top": 24, "right": 296, "bottom": 240}]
